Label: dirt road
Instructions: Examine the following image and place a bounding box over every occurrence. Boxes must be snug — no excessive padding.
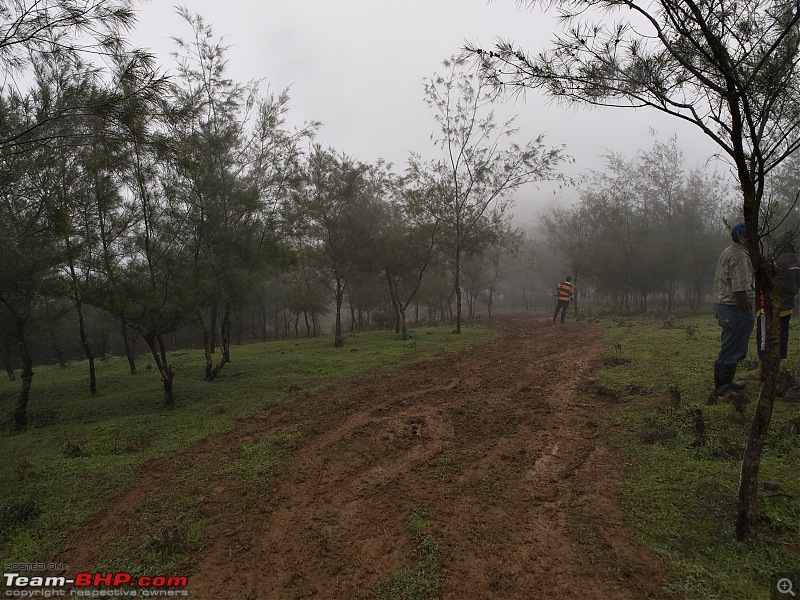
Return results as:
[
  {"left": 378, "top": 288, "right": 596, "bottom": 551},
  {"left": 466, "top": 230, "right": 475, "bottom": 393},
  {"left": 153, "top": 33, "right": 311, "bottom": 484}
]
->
[{"left": 61, "top": 316, "right": 671, "bottom": 599}]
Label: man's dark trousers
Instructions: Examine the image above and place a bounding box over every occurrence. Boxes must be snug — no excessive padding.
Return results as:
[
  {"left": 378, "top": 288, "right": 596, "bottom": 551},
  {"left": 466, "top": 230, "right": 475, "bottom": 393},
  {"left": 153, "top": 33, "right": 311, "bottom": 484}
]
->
[{"left": 554, "top": 300, "right": 570, "bottom": 323}]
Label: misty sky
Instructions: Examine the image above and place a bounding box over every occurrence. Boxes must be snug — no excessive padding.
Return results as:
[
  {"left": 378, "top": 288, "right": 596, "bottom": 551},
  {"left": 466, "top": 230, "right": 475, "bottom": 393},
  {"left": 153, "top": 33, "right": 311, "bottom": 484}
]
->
[{"left": 131, "top": 1, "right": 729, "bottom": 220}]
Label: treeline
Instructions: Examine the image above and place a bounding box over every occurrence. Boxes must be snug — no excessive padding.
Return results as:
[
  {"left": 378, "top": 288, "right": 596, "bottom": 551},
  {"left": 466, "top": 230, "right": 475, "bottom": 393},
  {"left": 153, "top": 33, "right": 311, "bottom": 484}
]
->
[
  {"left": 535, "top": 136, "right": 800, "bottom": 316},
  {"left": 536, "top": 137, "right": 738, "bottom": 315},
  {"left": 9, "top": 3, "right": 798, "bottom": 430},
  {"left": 0, "top": 8, "right": 567, "bottom": 427}
]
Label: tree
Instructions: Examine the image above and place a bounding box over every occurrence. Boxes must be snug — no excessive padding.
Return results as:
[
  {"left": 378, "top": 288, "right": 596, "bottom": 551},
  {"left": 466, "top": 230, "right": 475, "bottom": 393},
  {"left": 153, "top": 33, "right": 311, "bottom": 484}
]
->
[
  {"left": 167, "top": 8, "right": 312, "bottom": 377},
  {"left": 468, "top": 0, "right": 800, "bottom": 540},
  {"left": 82, "top": 110, "right": 140, "bottom": 375},
  {"left": 0, "top": 0, "right": 165, "bottom": 154},
  {"left": 0, "top": 138, "right": 66, "bottom": 428},
  {"left": 94, "top": 89, "right": 198, "bottom": 407},
  {"left": 421, "top": 56, "right": 569, "bottom": 333},
  {"left": 299, "top": 146, "right": 370, "bottom": 348},
  {"left": 378, "top": 166, "right": 445, "bottom": 339},
  {"left": 0, "top": 0, "right": 168, "bottom": 424},
  {"left": 36, "top": 57, "right": 109, "bottom": 395}
]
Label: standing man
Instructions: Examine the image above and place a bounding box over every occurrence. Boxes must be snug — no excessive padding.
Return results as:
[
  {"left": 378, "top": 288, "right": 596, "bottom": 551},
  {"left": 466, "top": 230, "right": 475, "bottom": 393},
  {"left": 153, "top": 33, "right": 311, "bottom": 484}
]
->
[
  {"left": 713, "top": 222, "right": 757, "bottom": 397},
  {"left": 553, "top": 275, "right": 574, "bottom": 323}
]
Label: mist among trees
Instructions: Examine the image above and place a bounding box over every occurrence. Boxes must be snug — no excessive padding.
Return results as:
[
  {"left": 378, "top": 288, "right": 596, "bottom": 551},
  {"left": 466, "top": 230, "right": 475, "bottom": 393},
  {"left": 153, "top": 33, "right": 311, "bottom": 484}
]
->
[{"left": 4, "top": 0, "right": 800, "bottom": 453}]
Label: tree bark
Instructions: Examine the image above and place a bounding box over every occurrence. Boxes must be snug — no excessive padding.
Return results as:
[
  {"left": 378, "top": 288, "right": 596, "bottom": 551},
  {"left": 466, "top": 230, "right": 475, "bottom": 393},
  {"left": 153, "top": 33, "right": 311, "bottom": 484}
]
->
[
  {"left": 737, "top": 217, "right": 778, "bottom": 541},
  {"left": 209, "top": 302, "right": 218, "bottom": 354},
  {"left": 11, "top": 319, "right": 33, "bottom": 429},
  {"left": 220, "top": 303, "right": 231, "bottom": 364},
  {"left": 734, "top": 172, "right": 770, "bottom": 539},
  {"left": 202, "top": 304, "right": 231, "bottom": 382},
  {"left": 78, "top": 306, "right": 97, "bottom": 395},
  {"left": 385, "top": 269, "right": 401, "bottom": 334},
  {"left": 144, "top": 333, "right": 175, "bottom": 407},
  {"left": 121, "top": 320, "right": 137, "bottom": 375},
  {"left": 454, "top": 245, "right": 463, "bottom": 334},
  {"left": 334, "top": 278, "right": 345, "bottom": 348},
  {"left": 66, "top": 241, "right": 97, "bottom": 394},
  {"left": 199, "top": 314, "right": 214, "bottom": 381}
]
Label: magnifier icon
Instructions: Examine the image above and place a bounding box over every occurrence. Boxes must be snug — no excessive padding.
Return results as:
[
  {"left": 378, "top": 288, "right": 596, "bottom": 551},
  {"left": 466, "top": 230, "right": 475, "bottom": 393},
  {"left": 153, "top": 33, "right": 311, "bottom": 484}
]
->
[{"left": 778, "top": 578, "right": 796, "bottom": 596}]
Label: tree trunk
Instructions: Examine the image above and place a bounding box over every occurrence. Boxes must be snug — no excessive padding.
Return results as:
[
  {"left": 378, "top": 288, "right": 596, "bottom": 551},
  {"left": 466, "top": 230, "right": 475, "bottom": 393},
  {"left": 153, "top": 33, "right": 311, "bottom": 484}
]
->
[
  {"left": 11, "top": 319, "right": 33, "bottom": 429},
  {"left": 199, "top": 314, "right": 214, "bottom": 381},
  {"left": 572, "top": 274, "right": 579, "bottom": 318},
  {"left": 736, "top": 226, "right": 777, "bottom": 540},
  {"left": 734, "top": 176, "right": 769, "bottom": 540},
  {"left": 74, "top": 299, "right": 96, "bottom": 394},
  {"left": 385, "top": 270, "right": 402, "bottom": 334},
  {"left": 121, "top": 320, "right": 137, "bottom": 375},
  {"left": 144, "top": 333, "right": 175, "bottom": 407},
  {"left": 209, "top": 302, "right": 218, "bottom": 354},
  {"left": 334, "top": 279, "right": 345, "bottom": 348},
  {"left": 454, "top": 247, "right": 463, "bottom": 334},
  {"left": 66, "top": 243, "right": 96, "bottom": 393},
  {"left": 203, "top": 305, "right": 231, "bottom": 382},
  {"left": 220, "top": 303, "right": 231, "bottom": 363}
]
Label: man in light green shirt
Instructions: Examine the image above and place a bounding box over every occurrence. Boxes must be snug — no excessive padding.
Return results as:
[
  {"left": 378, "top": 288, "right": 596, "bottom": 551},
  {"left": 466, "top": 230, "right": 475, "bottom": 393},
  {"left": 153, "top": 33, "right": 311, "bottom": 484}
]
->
[{"left": 713, "top": 222, "right": 756, "bottom": 397}]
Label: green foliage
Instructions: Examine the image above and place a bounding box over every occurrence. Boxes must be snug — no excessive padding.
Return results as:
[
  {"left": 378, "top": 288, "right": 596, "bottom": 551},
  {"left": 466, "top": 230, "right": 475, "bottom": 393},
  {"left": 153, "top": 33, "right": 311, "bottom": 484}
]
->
[
  {"left": 596, "top": 313, "right": 800, "bottom": 599},
  {"left": 0, "top": 325, "right": 488, "bottom": 566}
]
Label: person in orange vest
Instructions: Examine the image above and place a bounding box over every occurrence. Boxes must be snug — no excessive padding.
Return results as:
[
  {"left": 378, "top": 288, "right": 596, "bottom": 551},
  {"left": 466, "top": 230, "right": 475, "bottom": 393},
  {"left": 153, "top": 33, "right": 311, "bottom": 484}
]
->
[{"left": 553, "top": 275, "right": 573, "bottom": 323}]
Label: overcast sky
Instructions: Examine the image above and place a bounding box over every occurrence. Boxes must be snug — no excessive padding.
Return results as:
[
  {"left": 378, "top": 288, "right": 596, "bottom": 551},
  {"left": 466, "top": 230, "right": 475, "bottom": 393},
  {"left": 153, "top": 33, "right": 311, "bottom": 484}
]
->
[{"left": 131, "top": 0, "right": 730, "bottom": 220}]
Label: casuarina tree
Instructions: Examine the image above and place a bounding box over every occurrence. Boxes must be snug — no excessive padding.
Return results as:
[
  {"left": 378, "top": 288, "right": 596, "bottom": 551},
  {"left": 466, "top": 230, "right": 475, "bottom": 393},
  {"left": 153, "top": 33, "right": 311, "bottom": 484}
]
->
[
  {"left": 421, "top": 56, "right": 570, "bottom": 334},
  {"left": 468, "top": 0, "right": 800, "bottom": 540}
]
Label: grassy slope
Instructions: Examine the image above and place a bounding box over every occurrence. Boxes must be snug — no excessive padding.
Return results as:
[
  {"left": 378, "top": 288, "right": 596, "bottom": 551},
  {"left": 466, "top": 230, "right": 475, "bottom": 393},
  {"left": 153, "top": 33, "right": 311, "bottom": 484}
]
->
[
  {"left": 595, "top": 313, "right": 800, "bottom": 600},
  {"left": 0, "top": 325, "right": 492, "bottom": 568}
]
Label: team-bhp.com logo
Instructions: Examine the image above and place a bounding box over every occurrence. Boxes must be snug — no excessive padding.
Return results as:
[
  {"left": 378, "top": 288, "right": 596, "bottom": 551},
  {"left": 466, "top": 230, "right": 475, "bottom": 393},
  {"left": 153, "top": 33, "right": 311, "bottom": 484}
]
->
[{"left": 4, "top": 572, "right": 189, "bottom": 597}]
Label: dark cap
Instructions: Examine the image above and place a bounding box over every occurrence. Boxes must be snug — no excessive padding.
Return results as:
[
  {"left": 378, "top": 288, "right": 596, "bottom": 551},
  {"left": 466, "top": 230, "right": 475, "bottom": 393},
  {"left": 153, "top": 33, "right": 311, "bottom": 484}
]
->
[{"left": 731, "top": 222, "right": 762, "bottom": 240}]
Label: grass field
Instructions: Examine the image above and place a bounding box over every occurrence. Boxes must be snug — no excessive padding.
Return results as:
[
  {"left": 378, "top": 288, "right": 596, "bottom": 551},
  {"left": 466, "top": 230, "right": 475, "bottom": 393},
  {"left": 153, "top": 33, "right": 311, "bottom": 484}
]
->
[
  {"left": 593, "top": 312, "right": 800, "bottom": 599},
  {"left": 1, "top": 313, "right": 798, "bottom": 599},
  {"left": 0, "top": 324, "right": 493, "bottom": 570}
]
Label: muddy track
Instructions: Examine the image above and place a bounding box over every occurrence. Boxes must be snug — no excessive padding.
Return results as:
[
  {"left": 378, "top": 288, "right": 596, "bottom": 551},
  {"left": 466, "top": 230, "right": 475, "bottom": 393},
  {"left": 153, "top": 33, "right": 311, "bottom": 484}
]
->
[{"left": 59, "top": 316, "right": 670, "bottom": 599}]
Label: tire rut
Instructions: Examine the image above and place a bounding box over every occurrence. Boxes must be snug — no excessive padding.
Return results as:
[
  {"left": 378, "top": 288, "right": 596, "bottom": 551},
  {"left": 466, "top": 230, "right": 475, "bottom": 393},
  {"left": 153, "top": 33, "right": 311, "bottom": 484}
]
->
[{"left": 59, "top": 316, "right": 671, "bottom": 600}]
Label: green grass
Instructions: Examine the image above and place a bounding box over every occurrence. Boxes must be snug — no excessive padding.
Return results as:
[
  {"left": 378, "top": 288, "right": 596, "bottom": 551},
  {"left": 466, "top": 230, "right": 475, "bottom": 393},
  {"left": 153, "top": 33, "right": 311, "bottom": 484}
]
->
[
  {"left": 3, "top": 313, "right": 798, "bottom": 598},
  {"left": 0, "top": 324, "right": 492, "bottom": 567},
  {"left": 374, "top": 508, "right": 443, "bottom": 600},
  {"left": 593, "top": 312, "right": 800, "bottom": 600}
]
